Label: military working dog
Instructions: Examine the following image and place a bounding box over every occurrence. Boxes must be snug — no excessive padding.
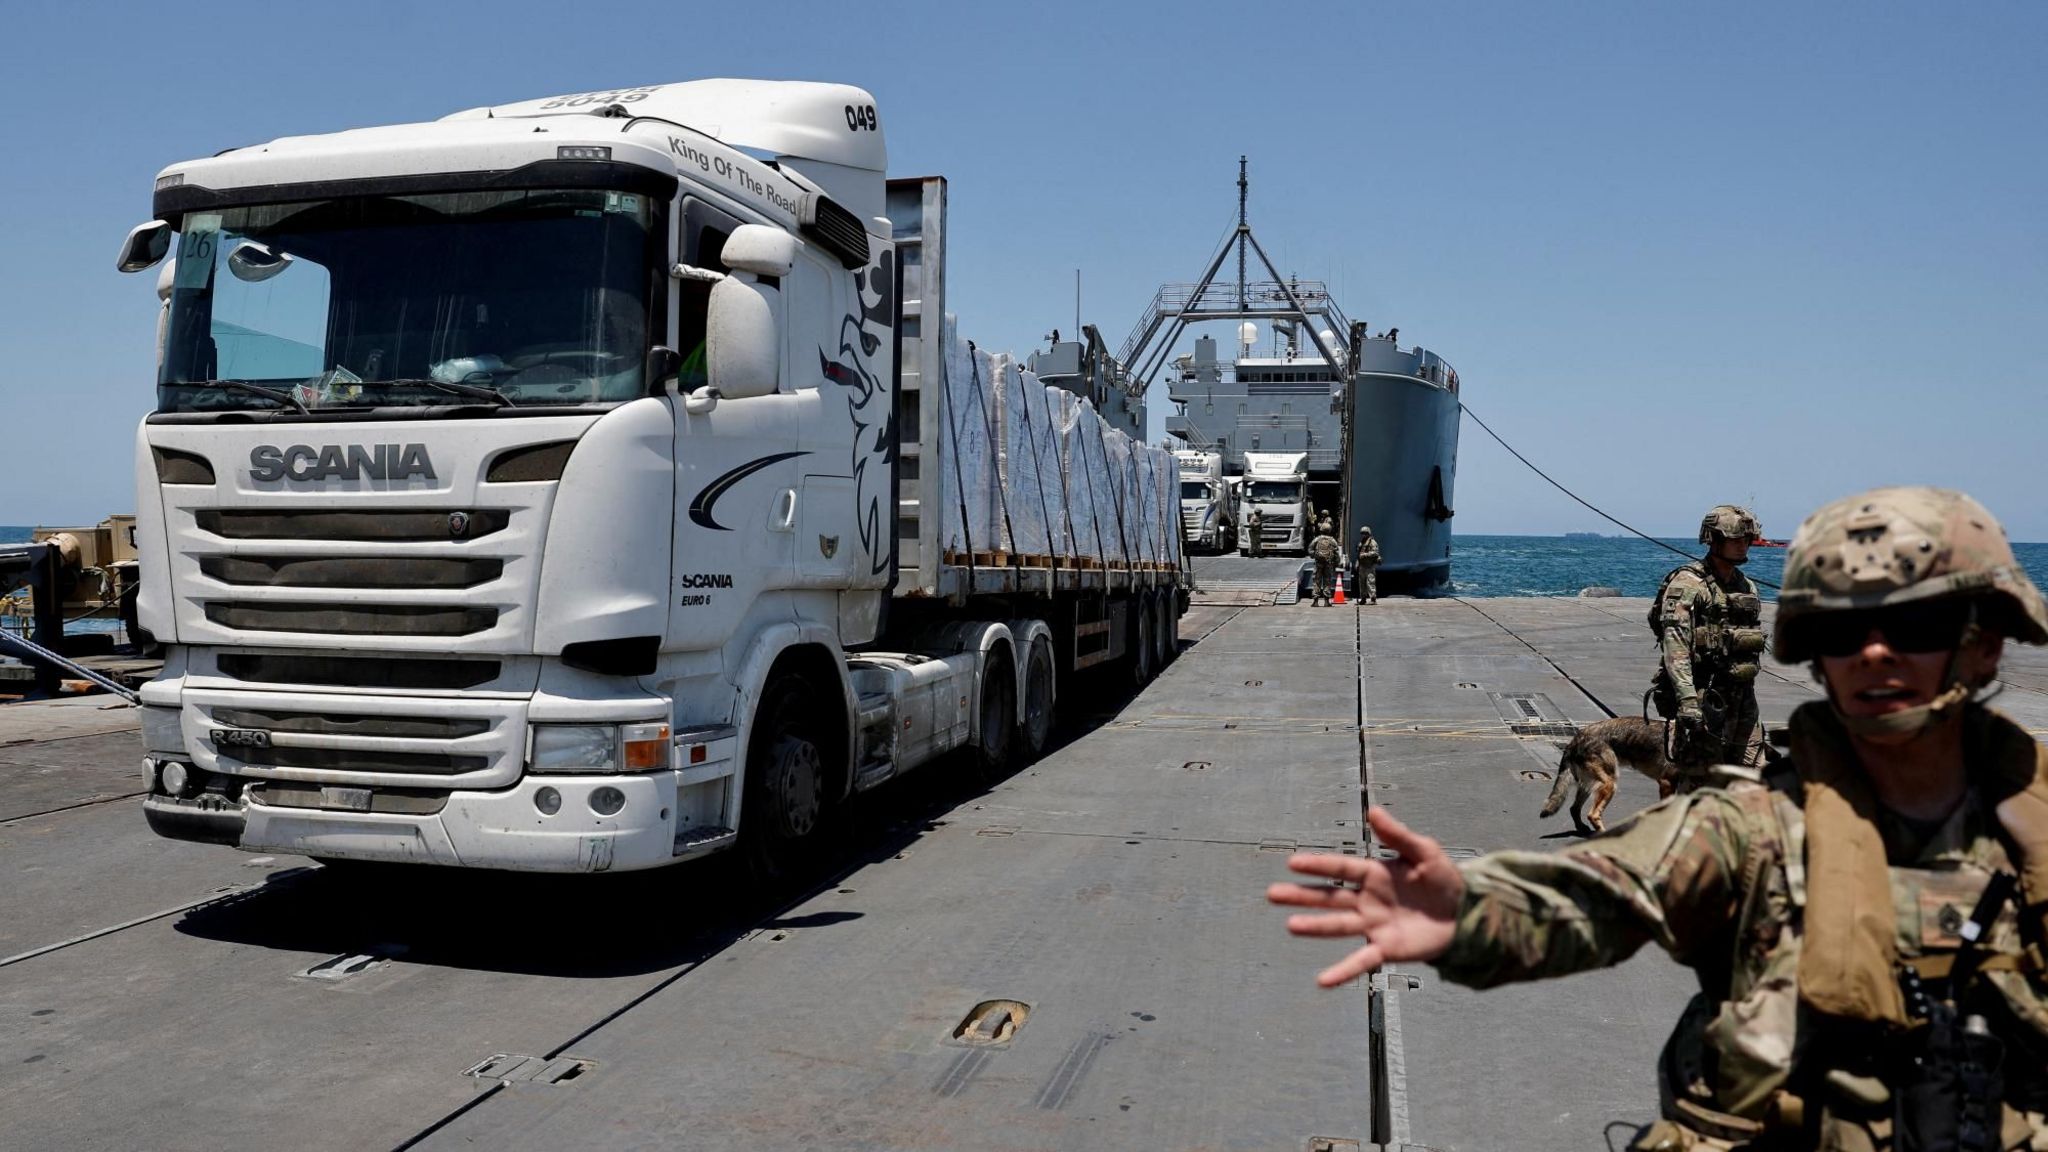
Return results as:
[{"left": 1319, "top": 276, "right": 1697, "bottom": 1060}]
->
[{"left": 1538, "top": 716, "right": 1684, "bottom": 834}]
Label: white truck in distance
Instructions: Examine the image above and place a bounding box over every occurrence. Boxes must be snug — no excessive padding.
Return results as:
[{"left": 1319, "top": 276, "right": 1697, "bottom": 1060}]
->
[
  {"left": 1172, "top": 449, "right": 1232, "bottom": 553},
  {"left": 118, "top": 79, "right": 1185, "bottom": 875},
  {"left": 1237, "top": 450, "right": 1311, "bottom": 556}
]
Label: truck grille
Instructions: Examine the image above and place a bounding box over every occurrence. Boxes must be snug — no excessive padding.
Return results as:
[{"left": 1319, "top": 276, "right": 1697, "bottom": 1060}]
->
[
  {"left": 194, "top": 509, "right": 510, "bottom": 542},
  {"left": 216, "top": 653, "right": 503, "bottom": 690},
  {"left": 204, "top": 602, "right": 499, "bottom": 637},
  {"left": 232, "top": 745, "right": 489, "bottom": 775},
  {"left": 199, "top": 556, "right": 504, "bottom": 589},
  {"left": 186, "top": 692, "right": 522, "bottom": 790}
]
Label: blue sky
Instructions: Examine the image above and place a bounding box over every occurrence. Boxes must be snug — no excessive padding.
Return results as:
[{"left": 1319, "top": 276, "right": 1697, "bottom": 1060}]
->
[{"left": 2, "top": 1, "right": 2043, "bottom": 538}]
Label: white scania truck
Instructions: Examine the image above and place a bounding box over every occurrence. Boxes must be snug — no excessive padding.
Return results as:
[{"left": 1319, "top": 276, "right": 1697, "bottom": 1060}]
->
[
  {"left": 1172, "top": 450, "right": 1231, "bottom": 553},
  {"left": 117, "top": 79, "right": 1185, "bottom": 874},
  {"left": 1237, "top": 450, "right": 1311, "bottom": 556}
]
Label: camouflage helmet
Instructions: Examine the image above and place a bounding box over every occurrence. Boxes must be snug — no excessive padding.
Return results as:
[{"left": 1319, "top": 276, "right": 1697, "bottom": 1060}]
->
[
  {"left": 1773, "top": 486, "right": 2048, "bottom": 661},
  {"left": 1698, "top": 505, "right": 1762, "bottom": 546}
]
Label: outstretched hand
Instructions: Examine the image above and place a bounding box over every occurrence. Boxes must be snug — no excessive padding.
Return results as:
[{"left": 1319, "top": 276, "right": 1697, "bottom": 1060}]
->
[{"left": 1266, "top": 807, "right": 1466, "bottom": 987}]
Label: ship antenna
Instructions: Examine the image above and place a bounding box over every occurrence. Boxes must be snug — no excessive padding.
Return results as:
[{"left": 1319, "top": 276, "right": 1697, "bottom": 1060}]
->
[{"left": 1236, "top": 156, "right": 1249, "bottom": 313}]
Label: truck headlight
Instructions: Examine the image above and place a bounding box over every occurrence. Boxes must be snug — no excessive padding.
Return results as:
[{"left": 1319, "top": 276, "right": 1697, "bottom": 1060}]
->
[
  {"left": 141, "top": 706, "right": 186, "bottom": 756},
  {"left": 529, "top": 723, "right": 670, "bottom": 774}
]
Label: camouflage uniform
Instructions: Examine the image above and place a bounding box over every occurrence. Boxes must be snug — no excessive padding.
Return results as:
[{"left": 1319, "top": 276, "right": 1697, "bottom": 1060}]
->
[
  {"left": 1356, "top": 527, "right": 1382, "bottom": 605},
  {"left": 1308, "top": 533, "right": 1340, "bottom": 606},
  {"left": 1441, "top": 704, "right": 2048, "bottom": 1150},
  {"left": 1246, "top": 507, "right": 1265, "bottom": 558},
  {"left": 1436, "top": 488, "right": 2048, "bottom": 1151},
  {"left": 1653, "top": 507, "right": 1768, "bottom": 777}
]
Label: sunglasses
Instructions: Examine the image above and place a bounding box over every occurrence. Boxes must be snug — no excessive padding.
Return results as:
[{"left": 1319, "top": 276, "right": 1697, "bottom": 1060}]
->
[{"left": 1808, "top": 603, "right": 1974, "bottom": 658}]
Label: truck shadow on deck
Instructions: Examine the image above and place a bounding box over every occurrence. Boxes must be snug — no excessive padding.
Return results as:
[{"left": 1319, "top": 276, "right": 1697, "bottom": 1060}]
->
[{"left": 168, "top": 659, "right": 1168, "bottom": 980}]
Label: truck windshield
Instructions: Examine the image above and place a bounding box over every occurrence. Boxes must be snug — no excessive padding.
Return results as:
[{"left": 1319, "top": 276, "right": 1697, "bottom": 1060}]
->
[
  {"left": 158, "top": 188, "right": 660, "bottom": 412},
  {"left": 1180, "top": 482, "right": 1208, "bottom": 501},
  {"left": 1246, "top": 481, "right": 1301, "bottom": 503}
]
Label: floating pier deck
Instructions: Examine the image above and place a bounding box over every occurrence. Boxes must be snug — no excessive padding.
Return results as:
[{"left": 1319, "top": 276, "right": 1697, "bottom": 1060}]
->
[{"left": 6, "top": 556, "right": 2046, "bottom": 1150}]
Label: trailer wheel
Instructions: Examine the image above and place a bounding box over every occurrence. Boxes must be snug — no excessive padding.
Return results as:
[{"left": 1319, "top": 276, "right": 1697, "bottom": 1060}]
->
[
  {"left": 975, "top": 647, "right": 1017, "bottom": 781},
  {"left": 1130, "top": 596, "right": 1156, "bottom": 687},
  {"left": 1153, "top": 594, "right": 1176, "bottom": 668},
  {"left": 741, "top": 673, "right": 830, "bottom": 884},
  {"left": 1019, "top": 637, "right": 1055, "bottom": 760}
]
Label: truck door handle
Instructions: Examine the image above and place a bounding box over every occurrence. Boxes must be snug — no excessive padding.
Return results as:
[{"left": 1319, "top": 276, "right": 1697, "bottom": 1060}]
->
[{"left": 771, "top": 488, "right": 798, "bottom": 532}]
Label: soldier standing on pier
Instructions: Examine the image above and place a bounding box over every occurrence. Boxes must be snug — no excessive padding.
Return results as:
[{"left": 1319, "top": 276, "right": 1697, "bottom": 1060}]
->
[
  {"left": 1246, "top": 506, "right": 1265, "bottom": 559},
  {"left": 1308, "top": 528, "right": 1340, "bottom": 606},
  {"left": 1355, "top": 525, "right": 1381, "bottom": 605},
  {"left": 1652, "top": 505, "right": 1768, "bottom": 778},
  {"left": 1272, "top": 487, "right": 2048, "bottom": 1150}
]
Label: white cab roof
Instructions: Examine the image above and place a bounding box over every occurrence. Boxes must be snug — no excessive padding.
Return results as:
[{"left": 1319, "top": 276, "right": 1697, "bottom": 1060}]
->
[{"left": 445, "top": 79, "right": 887, "bottom": 173}]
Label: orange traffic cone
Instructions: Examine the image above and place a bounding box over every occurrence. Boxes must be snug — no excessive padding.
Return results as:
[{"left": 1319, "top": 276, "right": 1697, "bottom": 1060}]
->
[{"left": 1332, "top": 574, "right": 1347, "bottom": 605}]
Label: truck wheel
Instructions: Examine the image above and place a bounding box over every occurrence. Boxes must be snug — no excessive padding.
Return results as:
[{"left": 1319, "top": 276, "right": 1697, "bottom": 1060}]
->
[
  {"left": 741, "top": 673, "right": 830, "bottom": 884},
  {"left": 1019, "top": 637, "right": 1055, "bottom": 760},
  {"left": 1130, "top": 596, "right": 1156, "bottom": 687},
  {"left": 975, "top": 648, "right": 1017, "bottom": 781}
]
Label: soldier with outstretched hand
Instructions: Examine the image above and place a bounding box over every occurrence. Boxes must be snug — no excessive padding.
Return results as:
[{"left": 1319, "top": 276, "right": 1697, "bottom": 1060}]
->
[{"left": 1271, "top": 487, "right": 2048, "bottom": 1150}]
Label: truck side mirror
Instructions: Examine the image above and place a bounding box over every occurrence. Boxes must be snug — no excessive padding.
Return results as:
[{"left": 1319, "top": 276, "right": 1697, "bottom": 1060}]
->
[
  {"left": 719, "top": 224, "right": 798, "bottom": 278},
  {"left": 117, "top": 220, "right": 173, "bottom": 273},
  {"left": 706, "top": 277, "right": 781, "bottom": 399}
]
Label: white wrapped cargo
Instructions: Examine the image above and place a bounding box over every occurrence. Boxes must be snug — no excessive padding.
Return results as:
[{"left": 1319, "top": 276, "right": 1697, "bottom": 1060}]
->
[
  {"left": 1055, "top": 392, "right": 1098, "bottom": 562},
  {"left": 991, "top": 354, "right": 1050, "bottom": 559},
  {"left": 1017, "top": 371, "right": 1069, "bottom": 559},
  {"left": 1157, "top": 448, "right": 1184, "bottom": 565},
  {"left": 939, "top": 318, "right": 1003, "bottom": 559}
]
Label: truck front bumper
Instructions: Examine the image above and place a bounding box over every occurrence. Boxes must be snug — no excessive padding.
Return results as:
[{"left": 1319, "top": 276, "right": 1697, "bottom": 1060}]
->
[{"left": 143, "top": 768, "right": 692, "bottom": 873}]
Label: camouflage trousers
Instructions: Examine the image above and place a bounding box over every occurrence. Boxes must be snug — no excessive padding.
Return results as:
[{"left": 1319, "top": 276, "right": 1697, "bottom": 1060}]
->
[
  {"left": 1358, "top": 564, "right": 1378, "bottom": 602},
  {"left": 1311, "top": 559, "right": 1335, "bottom": 605},
  {"left": 1669, "top": 692, "right": 1766, "bottom": 791}
]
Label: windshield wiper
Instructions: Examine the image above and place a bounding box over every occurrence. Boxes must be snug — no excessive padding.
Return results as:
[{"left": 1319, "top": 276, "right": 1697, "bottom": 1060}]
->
[
  {"left": 372, "top": 377, "right": 516, "bottom": 408},
  {"left": 207, "top": 379, "right": 311, "bottom": 415}
]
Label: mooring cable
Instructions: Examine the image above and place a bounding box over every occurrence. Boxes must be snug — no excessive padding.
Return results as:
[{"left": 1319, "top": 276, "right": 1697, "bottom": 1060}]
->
[{"left": 1457, "top": 400, "right": 1781, "bottom": 591}]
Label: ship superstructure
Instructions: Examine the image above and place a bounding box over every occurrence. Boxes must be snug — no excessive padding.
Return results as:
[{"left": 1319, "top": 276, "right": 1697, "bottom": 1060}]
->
[{"left": 1123, "top": 159, "right": 1461, "bottom": 591}]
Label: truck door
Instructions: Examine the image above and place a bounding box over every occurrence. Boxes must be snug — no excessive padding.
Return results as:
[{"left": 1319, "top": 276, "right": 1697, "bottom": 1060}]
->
[{"left": 668, "top": 200, "right": 801, "bottom": 652}]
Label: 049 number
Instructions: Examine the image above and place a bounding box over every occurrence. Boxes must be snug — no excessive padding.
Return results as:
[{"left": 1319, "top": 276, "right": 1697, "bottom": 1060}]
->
[{"left": 844, "top": 103, "right": 878, "bottom": 132}]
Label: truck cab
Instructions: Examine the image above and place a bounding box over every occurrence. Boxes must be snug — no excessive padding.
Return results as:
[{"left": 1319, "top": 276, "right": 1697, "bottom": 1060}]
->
[
  {"left": 116, "top": 79, "right": 1184, "bottom": 876},
  {"left": 1172, "top": 449, "right": 1230, "bottom": 553},
  {"left": 1236, "top": 450, "right": 1310, "bottom": 555}
]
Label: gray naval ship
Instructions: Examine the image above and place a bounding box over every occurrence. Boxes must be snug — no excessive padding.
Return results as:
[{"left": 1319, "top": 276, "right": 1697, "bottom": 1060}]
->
[{"left": 1123, "top": 159, "right": 1461, "bottom": 593}]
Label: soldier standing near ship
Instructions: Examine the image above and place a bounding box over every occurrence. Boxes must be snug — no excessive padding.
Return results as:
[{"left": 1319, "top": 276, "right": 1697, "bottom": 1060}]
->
[
  {"left": 1246, "top": 505, "right": 1265, "bottom": 559},
  {"left": 1651, "top": 505, "right": 1769, "bottom": 779},
  {"left": 1355, "top": 525, "right": 1381, "bottom": 605},
  {"left": 1272, "top": 487, "right": 2048, "bottom": 1150},
  {"left": 1307, "top": 528, "right": 1340, "bottom": 607}
]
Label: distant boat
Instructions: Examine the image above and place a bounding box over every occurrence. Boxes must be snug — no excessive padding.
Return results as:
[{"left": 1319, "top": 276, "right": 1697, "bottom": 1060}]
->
[
  {"left": 1753, "top": 538, "right": 1789, "bottom": 548},
  {"left": 1564, "top": 531, "right": 1605, "bottom": 540}
]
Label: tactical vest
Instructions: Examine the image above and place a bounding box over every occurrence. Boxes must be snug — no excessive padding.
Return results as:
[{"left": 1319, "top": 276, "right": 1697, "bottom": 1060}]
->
[
  {"left": 1647, "top": 706, "right": 2048, "bottom": 1150},
  {"left": 1650, "top": 563, "right": 1767, "bottom": 718}
]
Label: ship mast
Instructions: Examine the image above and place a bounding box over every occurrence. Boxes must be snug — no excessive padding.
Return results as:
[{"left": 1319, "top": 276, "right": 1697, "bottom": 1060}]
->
[{"left": 1236, "top": 156, "right": 1248, "bottom": 315}]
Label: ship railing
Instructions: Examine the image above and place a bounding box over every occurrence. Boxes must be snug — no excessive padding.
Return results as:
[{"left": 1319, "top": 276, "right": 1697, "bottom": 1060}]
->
[{"left": 1117, "top": 280, "right": 1353, "bottom": 367}]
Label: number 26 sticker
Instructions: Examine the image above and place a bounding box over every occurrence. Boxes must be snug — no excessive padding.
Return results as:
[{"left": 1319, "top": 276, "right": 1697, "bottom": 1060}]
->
[{"left": 173, "top": 214, "right": 222, "bottom": 290}]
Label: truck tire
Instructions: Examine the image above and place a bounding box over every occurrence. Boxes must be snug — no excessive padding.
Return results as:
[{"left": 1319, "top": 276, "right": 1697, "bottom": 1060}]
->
[
  {"left": 1152, "top": 594, "right": 1175, "bottom": 669},
  {"left": 1130, "top": 596, "right": 1156, "bottom": 687},
  {"left": 975, "top": 646, "right": 1016, "bottom": 781},
  {"left": 741, "top": 672, "right": 831, "bottom": 884},
  {"left": 1019, "top": 637, "right": 1055, "bottom": 760}
]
